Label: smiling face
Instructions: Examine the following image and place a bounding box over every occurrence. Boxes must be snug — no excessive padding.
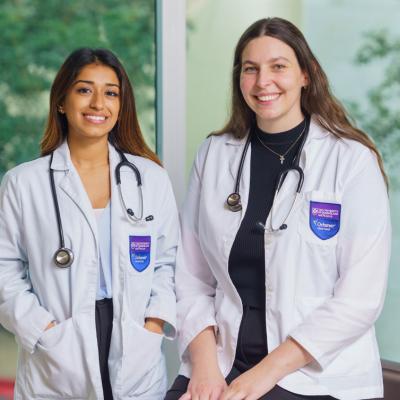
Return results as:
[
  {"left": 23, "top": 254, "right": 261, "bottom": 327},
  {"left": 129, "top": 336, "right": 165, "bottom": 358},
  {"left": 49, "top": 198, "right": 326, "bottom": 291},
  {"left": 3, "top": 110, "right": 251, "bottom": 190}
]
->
[
  {"left": 239, "top": 35, "right": 308, "bottom": 132},
  {"left": 61, "top": 63, "right": 120, "bottom": 141}
]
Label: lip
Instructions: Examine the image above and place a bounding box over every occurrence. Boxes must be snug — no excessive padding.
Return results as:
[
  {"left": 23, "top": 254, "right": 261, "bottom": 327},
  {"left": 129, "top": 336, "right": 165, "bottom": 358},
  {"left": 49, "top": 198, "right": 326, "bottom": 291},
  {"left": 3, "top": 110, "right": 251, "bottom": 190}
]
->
[{"left": 82, "top": 113, "right": 109, "bottom": 124}]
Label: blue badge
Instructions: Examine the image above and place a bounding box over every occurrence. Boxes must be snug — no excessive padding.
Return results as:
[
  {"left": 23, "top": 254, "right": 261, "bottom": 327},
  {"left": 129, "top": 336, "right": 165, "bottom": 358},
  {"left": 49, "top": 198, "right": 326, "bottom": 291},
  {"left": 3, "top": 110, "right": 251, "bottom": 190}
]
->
[
  {"left": 309, "top": 201, "right": 341, "bottom": 240},
  {"left": 129, "top": 236, "right": 151, "bottom": 272}
]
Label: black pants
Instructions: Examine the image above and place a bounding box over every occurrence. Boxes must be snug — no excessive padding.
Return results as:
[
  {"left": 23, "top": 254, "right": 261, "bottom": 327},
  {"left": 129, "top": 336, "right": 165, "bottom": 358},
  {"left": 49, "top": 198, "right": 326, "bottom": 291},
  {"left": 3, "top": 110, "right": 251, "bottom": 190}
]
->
[
  {"left": 165, "top": 305, "right": 335, "bottom": 400},
  {"left": 95, "top": 298, "right": 114, "bottom": 400}
]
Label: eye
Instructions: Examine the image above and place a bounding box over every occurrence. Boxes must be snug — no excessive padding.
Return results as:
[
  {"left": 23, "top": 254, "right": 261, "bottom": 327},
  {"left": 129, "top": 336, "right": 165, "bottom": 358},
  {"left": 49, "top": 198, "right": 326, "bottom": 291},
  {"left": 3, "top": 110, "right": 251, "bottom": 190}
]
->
[
  {"left": 272, "top": 64, "right": 287, "bottom": 71},
  {"left": 106, "top": 90, "right": 119, "bottom": 97},
  {"left": 76, "top": 87, "right": 91, "bottom": 94},
  {"left": 242, "top": 65, "right": 257, "bottom": 73}
]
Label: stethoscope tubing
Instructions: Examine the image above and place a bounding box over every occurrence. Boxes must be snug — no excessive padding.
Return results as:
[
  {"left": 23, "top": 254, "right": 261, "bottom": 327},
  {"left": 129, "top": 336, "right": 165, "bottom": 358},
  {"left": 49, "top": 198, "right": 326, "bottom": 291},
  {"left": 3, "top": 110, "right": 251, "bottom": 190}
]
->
[
  {"left": 226, "top": 116, "right": 310, "bottom": 229},
  {"left": 50, "top": 149, "right": 145, "bottom": 268},
  {"left": 49, "top": 153, "right": 66, "bottom": 250}
]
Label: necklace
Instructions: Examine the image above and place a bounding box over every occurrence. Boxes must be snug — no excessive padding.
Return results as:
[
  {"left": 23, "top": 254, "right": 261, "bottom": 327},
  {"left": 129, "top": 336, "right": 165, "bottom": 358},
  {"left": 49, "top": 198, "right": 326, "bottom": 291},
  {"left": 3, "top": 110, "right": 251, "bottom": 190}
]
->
[{"left": 255, "top": 122, "right": 306, "bottom": 164}]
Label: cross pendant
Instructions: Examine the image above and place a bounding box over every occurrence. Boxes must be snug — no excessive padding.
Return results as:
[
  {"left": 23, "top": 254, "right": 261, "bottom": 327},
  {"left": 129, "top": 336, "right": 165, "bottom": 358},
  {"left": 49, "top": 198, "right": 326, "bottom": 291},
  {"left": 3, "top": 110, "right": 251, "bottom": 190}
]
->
[{"left": 279, "top": 155, "right": 285, "bottom": 164}]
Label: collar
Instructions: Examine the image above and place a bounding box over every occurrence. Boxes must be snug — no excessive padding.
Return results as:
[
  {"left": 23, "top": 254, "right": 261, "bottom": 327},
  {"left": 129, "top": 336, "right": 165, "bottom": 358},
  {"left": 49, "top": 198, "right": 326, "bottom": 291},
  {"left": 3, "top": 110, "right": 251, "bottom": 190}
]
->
[
  {"left": 223, "top": 115, "right": 330, "bottom": 146},
  {"left": 305, "top": 116, "right": 330, "bottom": 142},
  {"left": 50, "top": 140, "right": 72, "bottom": 171},
  {"left": 50, "top": 140, "right": 122, "bottom": 171}
]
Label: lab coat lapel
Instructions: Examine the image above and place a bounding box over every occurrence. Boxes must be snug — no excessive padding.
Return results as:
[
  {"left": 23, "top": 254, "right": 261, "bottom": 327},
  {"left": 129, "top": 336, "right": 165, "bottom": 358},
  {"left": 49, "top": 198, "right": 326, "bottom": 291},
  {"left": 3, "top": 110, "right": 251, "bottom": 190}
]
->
[
  {"left": 51, "top": 141, "right": 98, "bottom": 243},
  {"left": 264, "top": 118, "right": 328, "bottom": 228},
  {"left": 108, "top": 143, "right": 130, "bottom": 228}
]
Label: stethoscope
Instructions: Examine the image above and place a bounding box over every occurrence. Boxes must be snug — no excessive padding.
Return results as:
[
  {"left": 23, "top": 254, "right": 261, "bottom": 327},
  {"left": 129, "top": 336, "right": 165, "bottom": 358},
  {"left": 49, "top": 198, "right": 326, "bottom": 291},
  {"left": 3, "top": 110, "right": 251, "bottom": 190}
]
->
[
  {"left": 50, "top": 150, "right": 152, "bottom": 268},
  {"left": 226, "top": 116, "right": 310, "bottom": 232}
]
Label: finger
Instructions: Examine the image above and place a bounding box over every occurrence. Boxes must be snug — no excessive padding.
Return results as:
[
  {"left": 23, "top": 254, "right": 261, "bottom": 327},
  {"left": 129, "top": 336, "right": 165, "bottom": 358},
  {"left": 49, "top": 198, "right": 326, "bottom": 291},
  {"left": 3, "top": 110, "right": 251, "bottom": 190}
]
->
[
  {"left": 244, "top": 395, "right": 259, "bottom": 400},
  {"left": 198, "top": 390, "right": 212, "bottom": 400},
  {"left": 210, "top": 387, "right": 224, "bottom": 400},
  {"left": 221, "top": 389, "right": 245, "bottom": 400},
  {"left": 179, "top": 392, "right": 192, "bottom": 400},
  {"left": 229, "top": 393, "right": 246, "bottom": 400}
]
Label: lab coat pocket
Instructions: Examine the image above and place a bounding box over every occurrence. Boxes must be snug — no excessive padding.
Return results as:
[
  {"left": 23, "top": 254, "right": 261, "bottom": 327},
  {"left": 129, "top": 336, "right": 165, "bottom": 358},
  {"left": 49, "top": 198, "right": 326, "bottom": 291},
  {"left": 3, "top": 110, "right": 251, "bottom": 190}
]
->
[
  {"left": 120, "top": 318, "right": 166, "bottom": 398},
  {"left": 297, "top": 190, "right": 341, "bottom": 246},
  {"left": 25, "top": 318, "right": 89, "bottom": 399}
]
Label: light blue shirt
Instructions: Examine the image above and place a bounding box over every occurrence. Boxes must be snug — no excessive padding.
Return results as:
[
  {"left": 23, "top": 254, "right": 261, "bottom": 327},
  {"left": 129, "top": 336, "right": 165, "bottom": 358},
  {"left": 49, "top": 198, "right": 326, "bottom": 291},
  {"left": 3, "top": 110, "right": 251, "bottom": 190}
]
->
[{"left": 94, "top": 203, "right": 112, "bottom": 300}]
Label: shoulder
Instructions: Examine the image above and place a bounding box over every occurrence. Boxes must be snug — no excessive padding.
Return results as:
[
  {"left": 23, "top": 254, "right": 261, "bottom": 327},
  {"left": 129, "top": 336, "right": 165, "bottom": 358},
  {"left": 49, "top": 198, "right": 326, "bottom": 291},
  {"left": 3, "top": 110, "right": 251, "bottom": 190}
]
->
[
  {"left": 2, "top": 156, "right": 49, "bottom": 185},
  {"left": 124, "top": 153, "right": 165, "bottom": 175},
  {"left": 194, "top": 132, "right": 244, "bottom": 164},
  {"left": 310, "top": 119, "right": 375, "bottom": 164},
  {"left": 0, "top": 157, "right": 49, "bottom": 203},
  {"left": 123, "top": 153, "right": 172, "bottom": 189},
  {"left": 309, "top": 120, "right": 382, "bottom": 186}
]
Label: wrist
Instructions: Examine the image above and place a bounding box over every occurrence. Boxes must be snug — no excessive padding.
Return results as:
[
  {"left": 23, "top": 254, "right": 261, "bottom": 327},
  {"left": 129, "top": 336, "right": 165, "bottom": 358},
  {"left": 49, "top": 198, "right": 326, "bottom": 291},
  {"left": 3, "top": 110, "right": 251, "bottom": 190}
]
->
[
  {"left": 144, "top": 317, "right": 164, "bottom": 334},
  {"left": 191, "top": 352, "right": 220, "bottom": 372},
  {"left": 44, "top": 320, "right": 57, "bottom": 331}
]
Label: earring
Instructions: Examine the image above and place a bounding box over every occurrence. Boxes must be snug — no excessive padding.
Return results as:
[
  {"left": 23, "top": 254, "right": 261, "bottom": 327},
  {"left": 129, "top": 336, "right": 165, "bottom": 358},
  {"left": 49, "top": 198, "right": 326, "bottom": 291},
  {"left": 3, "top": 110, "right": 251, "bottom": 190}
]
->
[{"left": 57, "top": 105, "right": 65, "bottom": 114}]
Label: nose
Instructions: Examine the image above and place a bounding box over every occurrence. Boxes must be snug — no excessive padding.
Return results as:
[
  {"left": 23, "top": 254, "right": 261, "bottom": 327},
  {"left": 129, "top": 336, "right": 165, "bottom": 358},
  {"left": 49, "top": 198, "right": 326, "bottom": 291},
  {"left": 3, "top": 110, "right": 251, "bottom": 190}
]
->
[
  {"left": 90, "top": 90, "right": 105, "bottom": 110},
  {"left": 256, "top": 66, "right": 272, "bottom": 88}
]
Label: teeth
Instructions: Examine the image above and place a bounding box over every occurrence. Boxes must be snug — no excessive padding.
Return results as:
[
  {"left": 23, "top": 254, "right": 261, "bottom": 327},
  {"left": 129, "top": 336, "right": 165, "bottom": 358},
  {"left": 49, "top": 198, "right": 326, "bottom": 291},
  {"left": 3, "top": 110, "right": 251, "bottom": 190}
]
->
[
  {"left": 258, "top": 94, "right": 279, "bottom": 101},
  {"left": 85, "top": 115, "right": 106, "bottom": 121}
]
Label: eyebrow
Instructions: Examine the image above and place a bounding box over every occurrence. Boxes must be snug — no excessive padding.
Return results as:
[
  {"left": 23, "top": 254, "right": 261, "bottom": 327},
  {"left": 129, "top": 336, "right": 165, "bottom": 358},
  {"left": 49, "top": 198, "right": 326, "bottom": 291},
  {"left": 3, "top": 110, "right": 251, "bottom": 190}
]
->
[
  {"left": 242, "top": 56, "right": 291, "bottom": 65},
  {"left": 73, "top": 79, "right": 120, "bottom": 88}
]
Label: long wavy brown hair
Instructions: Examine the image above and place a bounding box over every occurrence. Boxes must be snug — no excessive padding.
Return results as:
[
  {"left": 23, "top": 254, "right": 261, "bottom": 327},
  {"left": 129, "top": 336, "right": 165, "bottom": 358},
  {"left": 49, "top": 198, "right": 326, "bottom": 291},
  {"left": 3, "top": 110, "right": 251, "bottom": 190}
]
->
[
  {"left": 213, "top": 18, "right": 388, "bottom": 187},
  {"left": 41, "top": 48, "right": 161, "bottom": 166}
]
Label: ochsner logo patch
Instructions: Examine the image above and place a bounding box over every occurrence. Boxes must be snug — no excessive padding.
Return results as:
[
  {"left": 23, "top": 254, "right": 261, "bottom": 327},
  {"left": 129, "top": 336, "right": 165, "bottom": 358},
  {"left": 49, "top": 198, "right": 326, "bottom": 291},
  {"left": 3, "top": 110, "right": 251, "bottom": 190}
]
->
[
  {"left": 129, "top": 236, "right": 151, "bottom": 272},
  {"left": 309, "top": 201, "right": 341, "bottom": 240}
]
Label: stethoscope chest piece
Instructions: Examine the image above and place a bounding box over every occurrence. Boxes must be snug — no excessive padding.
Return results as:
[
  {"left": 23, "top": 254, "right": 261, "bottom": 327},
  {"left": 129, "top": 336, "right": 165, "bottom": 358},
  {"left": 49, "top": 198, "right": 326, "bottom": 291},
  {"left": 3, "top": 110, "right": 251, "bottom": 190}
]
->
[
  {"left": 53, "top": 247, "right": 74, "bottom": 269},
  {"left": 226, "top": 192, "right": 242, "bottom": 212}
]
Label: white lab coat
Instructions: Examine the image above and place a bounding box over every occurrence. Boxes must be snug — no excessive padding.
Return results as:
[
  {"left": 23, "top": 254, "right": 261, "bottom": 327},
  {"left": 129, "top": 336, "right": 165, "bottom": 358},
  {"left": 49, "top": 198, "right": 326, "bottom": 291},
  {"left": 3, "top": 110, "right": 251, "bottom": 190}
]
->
[
  {"left": 176, "top": 118, "right": 391, "bottom": 400},
  {"left": 0, "top": 141, "right": 179, "bottom": 399}
]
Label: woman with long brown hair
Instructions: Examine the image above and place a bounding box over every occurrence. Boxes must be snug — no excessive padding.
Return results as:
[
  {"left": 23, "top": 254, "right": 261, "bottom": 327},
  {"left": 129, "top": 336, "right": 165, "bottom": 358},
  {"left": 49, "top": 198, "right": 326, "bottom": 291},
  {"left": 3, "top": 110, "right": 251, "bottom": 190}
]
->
[
  {"left": 0, "top": 48, "right": 179, "bottom": 399},
  {"left": 166, "top": 18, "right": 390, "bottom": 400}
]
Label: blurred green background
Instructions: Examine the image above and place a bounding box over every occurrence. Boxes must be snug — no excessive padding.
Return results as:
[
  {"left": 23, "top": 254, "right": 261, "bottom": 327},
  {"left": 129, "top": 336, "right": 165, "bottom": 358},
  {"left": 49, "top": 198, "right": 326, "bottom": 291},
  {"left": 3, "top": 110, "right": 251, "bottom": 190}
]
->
[{"left": 0, "top": 0, "right": 156, "bottom": 176}]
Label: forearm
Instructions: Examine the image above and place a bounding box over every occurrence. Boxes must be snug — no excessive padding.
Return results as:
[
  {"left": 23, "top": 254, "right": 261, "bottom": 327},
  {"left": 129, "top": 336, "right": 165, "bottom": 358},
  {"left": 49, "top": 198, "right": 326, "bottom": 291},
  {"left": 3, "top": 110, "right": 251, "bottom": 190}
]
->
[
  {"left": 189, "top": 326, "right": 219, "bottom": 368},
  {"left": 260, "top": 337, "right": 313, "bottom": 383},
  {"left": 222, "top": 338, "right": 314, "bottom": 399}
]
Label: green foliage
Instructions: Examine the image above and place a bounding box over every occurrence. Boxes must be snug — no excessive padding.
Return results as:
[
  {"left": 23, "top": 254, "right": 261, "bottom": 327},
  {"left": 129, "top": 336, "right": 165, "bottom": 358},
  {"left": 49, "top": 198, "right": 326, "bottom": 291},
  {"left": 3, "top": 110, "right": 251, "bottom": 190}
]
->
[
  {"left": 349, "top": 30, "right": 400, "bottom": 186},
  {"left": 0, "top": 0, "right": 155, "bottom": 175}
]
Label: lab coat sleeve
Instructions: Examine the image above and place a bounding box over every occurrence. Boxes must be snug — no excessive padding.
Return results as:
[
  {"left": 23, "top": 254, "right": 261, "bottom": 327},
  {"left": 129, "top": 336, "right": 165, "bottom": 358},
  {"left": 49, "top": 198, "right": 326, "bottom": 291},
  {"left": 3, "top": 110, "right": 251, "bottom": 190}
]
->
[
  {"left": 0, "top": 171, "right": 54, "bottom": 353},
  {"left": 145, "top": 170, "right": 179, "bottom": 339},
  {"left": 176, "top": 139, "right": 218, "bottom": 361},
  {"left": 289, "top": 147, "right": 391, "bottom": 369}
]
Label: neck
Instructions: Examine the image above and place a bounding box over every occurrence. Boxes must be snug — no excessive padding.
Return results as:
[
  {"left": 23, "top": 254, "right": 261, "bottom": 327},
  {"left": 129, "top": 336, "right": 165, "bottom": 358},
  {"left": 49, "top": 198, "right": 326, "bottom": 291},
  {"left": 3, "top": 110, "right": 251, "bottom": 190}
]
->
[
  {"left": 257, "top": 111, "right": 304, "bottom": 134},
  {"left": 67, "top": 135, "right": 109, "bottom": 169}
]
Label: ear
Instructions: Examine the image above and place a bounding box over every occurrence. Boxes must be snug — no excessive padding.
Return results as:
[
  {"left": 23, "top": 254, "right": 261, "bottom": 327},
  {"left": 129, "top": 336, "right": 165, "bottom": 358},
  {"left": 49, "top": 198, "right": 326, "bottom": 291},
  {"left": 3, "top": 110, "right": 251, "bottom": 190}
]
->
[{"left": 301, "top": 71, "right": 309, "bottom": 88}]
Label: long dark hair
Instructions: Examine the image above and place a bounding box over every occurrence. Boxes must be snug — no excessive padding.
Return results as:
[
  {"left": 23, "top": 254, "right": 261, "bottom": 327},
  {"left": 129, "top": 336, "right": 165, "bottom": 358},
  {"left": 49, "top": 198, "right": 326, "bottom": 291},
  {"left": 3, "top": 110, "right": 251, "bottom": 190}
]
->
[
  {"left": 41, "top": 48, "right": 161, "bottom": 166},
  {"left": 213, "top": 18, "right": 388, "bottom": 187}
]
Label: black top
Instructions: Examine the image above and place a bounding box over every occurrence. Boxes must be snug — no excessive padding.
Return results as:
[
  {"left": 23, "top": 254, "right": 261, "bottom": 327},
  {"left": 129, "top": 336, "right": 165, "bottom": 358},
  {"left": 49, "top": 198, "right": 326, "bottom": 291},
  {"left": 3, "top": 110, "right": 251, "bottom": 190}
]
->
[{"left": 228, "top": 119, "right": 306, "bottom": 308}]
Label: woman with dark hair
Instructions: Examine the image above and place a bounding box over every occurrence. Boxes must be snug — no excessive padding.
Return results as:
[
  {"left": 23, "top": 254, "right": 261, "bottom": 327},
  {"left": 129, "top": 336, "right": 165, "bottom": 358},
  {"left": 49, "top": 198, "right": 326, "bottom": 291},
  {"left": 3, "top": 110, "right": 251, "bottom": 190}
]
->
[
  {"left": 166, "top": 18, "right": 390, "bottom": 400},
  {"left": 0, "top": 48, "right": 179, "bottom": 399}
]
